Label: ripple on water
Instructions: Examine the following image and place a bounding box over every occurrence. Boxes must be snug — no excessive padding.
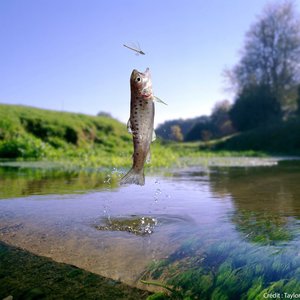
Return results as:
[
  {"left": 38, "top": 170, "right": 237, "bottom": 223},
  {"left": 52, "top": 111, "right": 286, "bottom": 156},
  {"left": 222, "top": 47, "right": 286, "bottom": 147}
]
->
[
  {"left": 94, "top": 215, "right": 158, "bottom": 236},
  {"left": 93, "top": 214, "right": 195, "bottom": 237}
]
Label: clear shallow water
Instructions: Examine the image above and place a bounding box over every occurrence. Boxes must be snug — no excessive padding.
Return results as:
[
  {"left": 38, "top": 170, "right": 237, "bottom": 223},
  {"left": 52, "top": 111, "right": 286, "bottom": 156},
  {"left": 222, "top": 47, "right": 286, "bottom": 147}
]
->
[{"left": 1, "top": 158, "right": 300, "bottom": 296}]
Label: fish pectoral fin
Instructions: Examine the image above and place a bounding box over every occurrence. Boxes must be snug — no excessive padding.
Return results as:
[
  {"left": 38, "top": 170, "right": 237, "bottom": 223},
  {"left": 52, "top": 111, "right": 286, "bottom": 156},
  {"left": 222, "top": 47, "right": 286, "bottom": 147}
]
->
[
  {"left": 152, "top": 130, "right": 156, "bottom": 142},
  {"left": 146, "top": 150, "right": 151, "bottom": 164},
  {"left": 127, "top": 119, "right": 132, "bottom": 134},
  {"left": 154, "top": 96, "right": 167, "bottom": 105}
]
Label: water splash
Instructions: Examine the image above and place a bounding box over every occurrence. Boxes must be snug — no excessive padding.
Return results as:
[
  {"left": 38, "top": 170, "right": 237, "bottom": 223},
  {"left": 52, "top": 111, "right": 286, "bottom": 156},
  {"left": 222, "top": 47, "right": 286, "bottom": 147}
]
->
[
  {"left": 111, "top": 167, "right": 123, "bottom": 178},
  {"left": 94, "top": 216, "right": 158, "bottom": 236},
  {"left": 103, "top": 175, "right": 111, "bottom": 184},
  {"left": 154, "top": 179, "right": 161, "bottom": 203},
  {"left": 154, "top": 188, "right": 162, "bottom": 203}
]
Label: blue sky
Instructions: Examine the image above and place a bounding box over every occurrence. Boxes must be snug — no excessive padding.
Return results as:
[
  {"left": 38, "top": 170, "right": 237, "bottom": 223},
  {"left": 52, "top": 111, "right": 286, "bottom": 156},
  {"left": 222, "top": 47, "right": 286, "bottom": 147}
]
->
[{"left": 0, "top": 0, "right": 296, "bottom": 126}]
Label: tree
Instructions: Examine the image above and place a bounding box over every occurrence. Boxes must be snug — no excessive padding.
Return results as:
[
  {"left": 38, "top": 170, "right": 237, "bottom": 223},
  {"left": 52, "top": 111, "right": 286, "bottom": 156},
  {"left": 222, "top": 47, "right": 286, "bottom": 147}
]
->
[
  {"left": 211, "top": 100, "right": 235, "bottom": 137},
  {"left": 97, "top": 111, "right": 112, "bottom": 118},
  {"left": 170, "top": 125, "right": 183, "bottom": 142},
  {"left": 230, "top": 84, "right": 281, "bottom": 131},
  {"left": 226, "top": 1, "right": 300, "bottom": 109},
  {"left": 156, "top": 116, "right": 209, "bottom": 141},
  {"left": 185, "top": 117, "right": 213, "bottom": 141}
]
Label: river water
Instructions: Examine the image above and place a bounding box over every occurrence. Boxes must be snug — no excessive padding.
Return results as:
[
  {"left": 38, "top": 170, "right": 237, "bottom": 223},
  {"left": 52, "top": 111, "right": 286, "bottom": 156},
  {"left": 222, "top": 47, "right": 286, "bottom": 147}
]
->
[{"left": 1, "top": 158, "right": 300, "bottom": 297}]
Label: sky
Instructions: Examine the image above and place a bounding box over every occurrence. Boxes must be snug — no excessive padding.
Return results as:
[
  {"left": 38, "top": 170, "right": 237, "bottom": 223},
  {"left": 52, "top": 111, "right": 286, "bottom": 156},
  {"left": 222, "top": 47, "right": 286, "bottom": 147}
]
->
[{"left": 0, "top": 0, "right": 298, "bottom": 126}]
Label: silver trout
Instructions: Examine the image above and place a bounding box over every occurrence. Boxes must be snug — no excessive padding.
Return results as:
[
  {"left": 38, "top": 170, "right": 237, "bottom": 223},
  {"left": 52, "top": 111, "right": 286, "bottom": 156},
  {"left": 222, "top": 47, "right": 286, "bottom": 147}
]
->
[{"left": 120, "top": 68, "right": 155, "bottom": 186}]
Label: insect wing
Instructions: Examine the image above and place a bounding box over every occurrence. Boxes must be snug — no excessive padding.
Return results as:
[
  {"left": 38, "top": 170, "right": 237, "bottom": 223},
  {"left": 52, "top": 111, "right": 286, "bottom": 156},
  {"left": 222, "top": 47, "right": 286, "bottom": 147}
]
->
[
  {"left": 136, "top": 42, "right": 145, "bottom": 55},
  {"left": 123, "top": 42, "right": 145, "bottom": 55}
]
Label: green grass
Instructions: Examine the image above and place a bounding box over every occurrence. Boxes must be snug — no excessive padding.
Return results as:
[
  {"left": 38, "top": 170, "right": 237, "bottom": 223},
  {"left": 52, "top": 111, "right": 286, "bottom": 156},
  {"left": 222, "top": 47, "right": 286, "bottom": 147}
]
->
[
  {"left": 212, "top": 118, "right": 300, "bottom": 155},
  {"left": 0, "top": 104, "right": 181, "bottom": 168},
  {"left": 0, "top": 103, "right": 130, "bottom": 158},
  {"left": 166, "top": 140, "right": 267, "bottom": 158},
  {"left": 3, "top": 103, "right": 297, "bottom": 171}
]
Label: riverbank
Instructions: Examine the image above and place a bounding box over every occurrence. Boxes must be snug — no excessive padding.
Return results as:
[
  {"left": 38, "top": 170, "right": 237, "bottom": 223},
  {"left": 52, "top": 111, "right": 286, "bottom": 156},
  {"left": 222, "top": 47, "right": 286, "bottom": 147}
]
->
[
  {"left": 0, "top": 241, "right": 150, "bottom": 299},
  {"left": 1, "top": 103, "right": 300, "bottom": 176},
  {"left": 0, "top": 104, "right": 278, "bottom": 171}
]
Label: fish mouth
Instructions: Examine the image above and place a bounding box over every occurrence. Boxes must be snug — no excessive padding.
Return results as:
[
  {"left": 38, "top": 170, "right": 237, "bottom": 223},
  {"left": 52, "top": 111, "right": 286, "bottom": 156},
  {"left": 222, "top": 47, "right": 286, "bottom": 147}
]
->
[{"left": 143, "top": 68, "right": 150, "bottom": 76}]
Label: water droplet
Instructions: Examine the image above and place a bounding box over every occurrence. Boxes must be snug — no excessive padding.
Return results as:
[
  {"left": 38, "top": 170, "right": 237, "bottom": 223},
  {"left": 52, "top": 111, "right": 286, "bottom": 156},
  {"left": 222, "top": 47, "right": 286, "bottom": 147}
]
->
[
  {"left": 154, "top": 188, "right": 162, "bottom": 202},
  {"left": 155, "top": 188, "right": 161, "bottom": 196}
]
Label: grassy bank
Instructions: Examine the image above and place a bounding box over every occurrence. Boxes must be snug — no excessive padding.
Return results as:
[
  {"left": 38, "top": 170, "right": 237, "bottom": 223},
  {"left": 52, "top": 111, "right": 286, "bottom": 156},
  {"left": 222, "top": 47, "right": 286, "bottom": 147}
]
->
[
  {"left": 0, "top": 104, "right": 179, "bottom": 168},
  {"left": 2, "top": 104, "right": 296, "bottom": 170},
  {"left": 212, "top": 118, "right": 300, "bottom": 155}
]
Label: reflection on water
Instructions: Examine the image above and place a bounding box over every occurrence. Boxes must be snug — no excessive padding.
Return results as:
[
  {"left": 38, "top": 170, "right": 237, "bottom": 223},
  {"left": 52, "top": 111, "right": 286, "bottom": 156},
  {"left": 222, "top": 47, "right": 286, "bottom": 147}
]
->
[
  {"left": 1, "top": 159, "right": 300, "bottom": 297},
  {"left": 210, "top": 160, "right": 300, "bottom": 214},
  {"left": 209, "top": 161, "right": 300, "bottom": 246},
  {"left": 0, "top": 165, "right": 120, "bottom": 198}
]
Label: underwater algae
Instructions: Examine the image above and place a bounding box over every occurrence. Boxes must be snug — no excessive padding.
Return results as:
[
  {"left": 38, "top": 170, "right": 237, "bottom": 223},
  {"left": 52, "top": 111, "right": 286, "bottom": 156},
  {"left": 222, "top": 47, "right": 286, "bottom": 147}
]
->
[
  {"left": 141, "top": 232, "right": 300, "bottom": 300},
  {"left": 140, "top": 172, "right": 300, "bottom": 299}
]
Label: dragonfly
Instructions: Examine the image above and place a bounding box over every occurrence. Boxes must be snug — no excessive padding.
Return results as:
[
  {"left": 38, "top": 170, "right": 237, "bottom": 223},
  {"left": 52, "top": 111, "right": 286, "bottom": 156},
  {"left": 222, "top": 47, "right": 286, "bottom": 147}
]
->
[{"left": 123, "top": 43, "right": 145, "bottom": 55}]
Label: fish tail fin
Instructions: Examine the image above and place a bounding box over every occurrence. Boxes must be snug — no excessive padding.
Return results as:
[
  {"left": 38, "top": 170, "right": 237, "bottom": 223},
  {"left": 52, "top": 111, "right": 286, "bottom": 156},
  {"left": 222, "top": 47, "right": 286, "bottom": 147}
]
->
[{"left": 120, "top": 168, "right": 145, "bottom": 186}]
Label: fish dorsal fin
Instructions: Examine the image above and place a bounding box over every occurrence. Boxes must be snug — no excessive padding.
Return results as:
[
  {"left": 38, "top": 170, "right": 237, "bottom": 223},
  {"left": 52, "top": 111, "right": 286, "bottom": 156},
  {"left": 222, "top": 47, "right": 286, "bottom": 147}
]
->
[
  {"left": 154, "top": 96, "right": 167, "bottom": 105},
  {"left": 127, "top": 119, "right": 132, "bottom": 134}
]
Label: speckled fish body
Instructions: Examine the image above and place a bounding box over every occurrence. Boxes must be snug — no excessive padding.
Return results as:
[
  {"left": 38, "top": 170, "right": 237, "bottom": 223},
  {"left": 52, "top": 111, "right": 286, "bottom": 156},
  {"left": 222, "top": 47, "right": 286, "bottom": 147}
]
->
[{"left": 120, "top": 68, "right": 155, "bottom": 186}]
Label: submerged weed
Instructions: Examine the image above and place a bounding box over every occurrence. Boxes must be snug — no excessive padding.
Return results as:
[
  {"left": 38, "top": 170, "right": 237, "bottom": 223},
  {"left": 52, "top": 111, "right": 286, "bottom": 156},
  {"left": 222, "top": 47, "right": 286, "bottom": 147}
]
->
[{"left": 141, "top": 229, "right": 300, "bottom": 300}]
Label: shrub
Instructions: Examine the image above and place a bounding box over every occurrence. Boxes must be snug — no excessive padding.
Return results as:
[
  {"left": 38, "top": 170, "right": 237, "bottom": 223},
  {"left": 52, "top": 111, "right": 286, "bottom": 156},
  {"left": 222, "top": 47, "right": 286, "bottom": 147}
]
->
[{"left": 0, "top": 135, "right": 50, "bottom": 159}]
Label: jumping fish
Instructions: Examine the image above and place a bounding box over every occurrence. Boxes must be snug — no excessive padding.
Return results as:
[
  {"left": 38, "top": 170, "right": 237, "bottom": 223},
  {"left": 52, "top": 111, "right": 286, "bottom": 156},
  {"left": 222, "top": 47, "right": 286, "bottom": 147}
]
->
[{"left": 120, "top": 68, "right": 156, "bottom": 186}]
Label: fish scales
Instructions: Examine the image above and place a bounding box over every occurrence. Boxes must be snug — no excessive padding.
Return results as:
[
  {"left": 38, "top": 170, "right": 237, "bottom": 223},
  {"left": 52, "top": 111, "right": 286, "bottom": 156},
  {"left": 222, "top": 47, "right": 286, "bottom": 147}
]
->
[
  {"left": 120, "top": 68, "right": 155, "bottom": 186},
  {"left": 131, "top": 93, "right": 154, "bottom": 169}
]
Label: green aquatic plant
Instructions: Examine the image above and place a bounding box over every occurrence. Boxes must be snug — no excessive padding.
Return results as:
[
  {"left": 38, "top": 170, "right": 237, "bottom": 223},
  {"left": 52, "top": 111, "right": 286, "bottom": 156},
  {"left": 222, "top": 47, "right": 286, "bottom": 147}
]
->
[
  {"left": 146, "top": 292, "right": 170, "bottom": 300},
  {"left": 141, "top": 229, "right": 300, "bottom": 300},
  {"left": 232, "top": 210, "right": 293, "bottom": 245},
  {"left": 141, "top": 279, "right": 196, "bottom": 300}
]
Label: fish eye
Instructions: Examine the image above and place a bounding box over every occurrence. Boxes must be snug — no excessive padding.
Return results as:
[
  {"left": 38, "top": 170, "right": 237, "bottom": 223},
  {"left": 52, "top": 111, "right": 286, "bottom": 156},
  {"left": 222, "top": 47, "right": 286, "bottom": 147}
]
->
[{"left": 136, "top": 77, "right": 141, "bottom": 82}]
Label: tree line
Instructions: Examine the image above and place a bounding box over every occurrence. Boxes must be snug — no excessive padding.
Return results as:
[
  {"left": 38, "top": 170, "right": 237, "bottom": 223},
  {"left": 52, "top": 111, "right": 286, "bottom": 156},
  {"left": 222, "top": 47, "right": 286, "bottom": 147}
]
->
[
  {"left": 156, "top": 100, "right": 236, "bottom": 142},
  {"left": 157, "top": 1, "right": 300, "bottom": 142}
]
